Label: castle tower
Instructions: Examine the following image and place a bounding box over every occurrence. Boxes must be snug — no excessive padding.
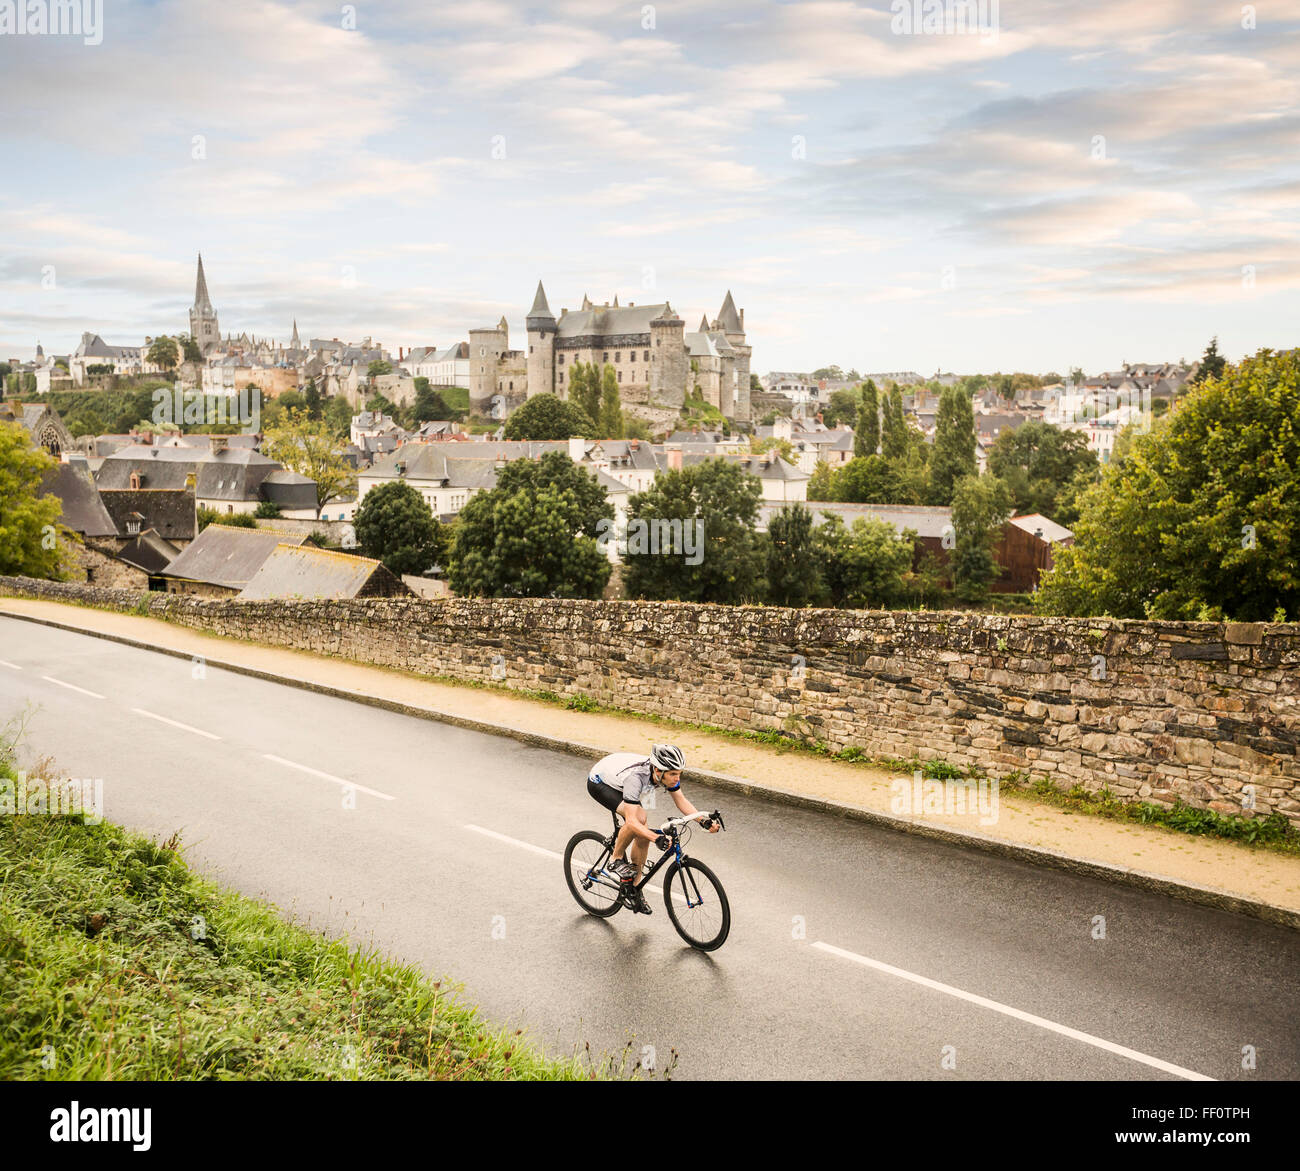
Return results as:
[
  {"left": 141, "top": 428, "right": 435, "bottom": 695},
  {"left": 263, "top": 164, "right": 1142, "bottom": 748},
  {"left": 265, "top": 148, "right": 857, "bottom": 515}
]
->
[
  {"left": 525, "top": 280, "right": 556, "bottom": 400},
  {"left": 189, "top": 253, "right": 220, "bottom": 354},
  {"left": 716, "top": 290, "right": 751, "bottom": 423},
  {"left": 469, "top": 316, "right": 510, "bottom": 416},
  {"left": 649, "top": 303, "right": 686, "bottom": 408}
]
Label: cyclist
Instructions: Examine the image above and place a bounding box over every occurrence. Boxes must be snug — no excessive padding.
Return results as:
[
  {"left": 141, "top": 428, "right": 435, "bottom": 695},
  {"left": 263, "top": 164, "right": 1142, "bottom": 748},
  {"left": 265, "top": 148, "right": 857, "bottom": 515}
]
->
[{"left": 585, "top": 743, "right": 718, "bottom": 914}]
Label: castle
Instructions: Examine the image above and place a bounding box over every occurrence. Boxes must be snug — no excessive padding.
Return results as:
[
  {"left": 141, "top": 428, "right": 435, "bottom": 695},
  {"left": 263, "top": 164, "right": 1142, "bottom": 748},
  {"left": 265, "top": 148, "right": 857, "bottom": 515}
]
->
[{"left": 468, "top": 283, "right": 752, "bottom": 423}]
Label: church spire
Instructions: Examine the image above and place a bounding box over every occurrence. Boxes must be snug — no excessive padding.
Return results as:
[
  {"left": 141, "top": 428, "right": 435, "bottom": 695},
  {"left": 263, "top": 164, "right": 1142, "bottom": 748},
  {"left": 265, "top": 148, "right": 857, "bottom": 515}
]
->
[
  {"left": 291, "top": 318, "right": 300, "bottom": 348},
  {"left": 194, "top": 253, "right": 213, "bottom": 311}
]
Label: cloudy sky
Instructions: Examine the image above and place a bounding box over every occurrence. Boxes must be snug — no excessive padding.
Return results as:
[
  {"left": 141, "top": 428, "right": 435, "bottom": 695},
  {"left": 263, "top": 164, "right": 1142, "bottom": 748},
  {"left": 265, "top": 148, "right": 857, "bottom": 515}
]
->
[{"left": 2, "top": 0, "right": 1298, "bottom": 374}]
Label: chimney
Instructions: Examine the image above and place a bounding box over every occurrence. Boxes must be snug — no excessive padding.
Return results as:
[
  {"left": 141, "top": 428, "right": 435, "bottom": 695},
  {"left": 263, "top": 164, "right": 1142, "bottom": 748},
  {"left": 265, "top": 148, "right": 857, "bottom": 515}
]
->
[
  {"left": 568, "top": 436, "right": 586, "bottom": 462},
  {"left": 666, "top": 447, "right": 682, "bottom": 471},
  {"left": 211, "top": 435, "right": 228, "bottom": 454},
  {"left": 628, "top": 438, "right": 639, "bottom": 451}
]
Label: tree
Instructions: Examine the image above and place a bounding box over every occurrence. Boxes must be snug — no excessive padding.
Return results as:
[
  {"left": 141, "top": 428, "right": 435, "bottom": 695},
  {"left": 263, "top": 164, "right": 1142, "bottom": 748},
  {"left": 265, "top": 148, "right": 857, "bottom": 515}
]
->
[
  {"left": 0, "top": 421, "right": 65, "bottom": 578},
  {"left": 302, "top": 377, "right": 323, "bottom": 420},
  {"left": 812, "top": 366, "right": 844, "bottom": 381},
  {"left": 147, "top": 336, "right": 180, "bottom": 372},
  {"left": 502, "top": 393, "right": 593, "bottom": 440},
  {"left": 262, "top": 408, "right": 357, "bottom": 510},
  {"left": 324, "top": 395, "right": 353, "bottom": 439},
  {"left": 623, "top": 458, "right": 765, "bottom": 604},
  {"left": 987, "top": 420, "right": 1098, "bottom": 520},
  {"left": 880, "top": 384, "right": 908, "bottom": 461},
  {"left": 855, "top": 380, "right": 879, "bottom": 458},
  {"left": 178, "top": 335, "right": 203, "bottom": 364},
  {"left": 412, "top": 380, "right": 451, "bottom": 424},
  {"left": 928, "top": 386, "right": 977, "bottom": 505},
  {"left": 950, "top": 474, "right": 1013, "bottom": 602},
  {"left": 353, "top": 480, "right": 445, "bottom": 576},
  {"left": 828, "top": 455, "right": 908, "bottom": 504},
  {"left": 813, "top": 513, "right": 914, "bottom": 609},
  {"left": 365, "top": 390, "right": 397, "bottom": 417},
  {"left": 750, "top": 374, "right": 762, "bottom": 392},
  {"left": 1190, "top": 336, "right": 1227, "bottom": 387},
  {"left": 598, "top": 365, "right": 622, "bottom": 437},
  {"left": 821, "top": 388, "right": 858, "bottom": 429},
  {"left": 765, "top": 504, "right": 821, "bottom": 607},
  {"left": 568, "top": 361, "right": 602, "bottom": 426},
  {"left": 1036, "top": 347, "right": 1300, "bottom": 620},
  {"left": 367, "top": 359, "right": 393, "bottom": 380},
  {"left": 449, "top": 452, "right": 612, "bottom": 598}
]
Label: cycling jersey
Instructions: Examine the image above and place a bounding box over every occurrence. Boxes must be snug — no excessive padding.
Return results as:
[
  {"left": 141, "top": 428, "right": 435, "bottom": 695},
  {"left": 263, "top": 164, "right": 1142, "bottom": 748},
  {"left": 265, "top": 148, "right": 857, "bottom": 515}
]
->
[{"left": 588, "top": 752, "right": 655, "bottom": 805}]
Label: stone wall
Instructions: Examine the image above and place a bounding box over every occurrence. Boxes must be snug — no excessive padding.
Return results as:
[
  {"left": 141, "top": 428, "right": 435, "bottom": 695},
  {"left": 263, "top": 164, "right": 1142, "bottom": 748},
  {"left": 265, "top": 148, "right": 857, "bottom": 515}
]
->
[{"left": 3, "top": 575, "right": 1296, "bottom": 823}]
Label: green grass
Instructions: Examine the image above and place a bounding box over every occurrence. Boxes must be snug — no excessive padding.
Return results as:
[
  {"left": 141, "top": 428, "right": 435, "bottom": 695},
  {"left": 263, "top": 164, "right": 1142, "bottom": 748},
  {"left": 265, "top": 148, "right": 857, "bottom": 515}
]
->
[{"left": 0, "top": 780, "right": 641, "bottom": 1079}]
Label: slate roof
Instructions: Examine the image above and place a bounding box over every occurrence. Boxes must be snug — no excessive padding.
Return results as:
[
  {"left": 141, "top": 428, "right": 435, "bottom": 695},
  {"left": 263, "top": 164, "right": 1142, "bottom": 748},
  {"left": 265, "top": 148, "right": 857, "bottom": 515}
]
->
[
  {"left": 116, "top": 530, "right": 181, "bottom": 575},
  {"left": 555, "top": 302, "right": 669, "bottom": 339},
  {"left": 40, "top": 462, "right": 117, "bottom": 537},
  {"left": 260, "top": 469, "right": 318, "bottom": 511},
  {"left": 95, "top": 446, "right": 282, "bottom": 501},
  {"left": 161, "top": 526, "right": 308, "bottom": 589},
  {"left": 716, "top": 291, "right": 742, "bottom": 333},
  {"left": 239, "top": 544, "right": 409, "bottom": 600},
  {"left": 99, "top": 488, "right": 196, "bottom": 540}
]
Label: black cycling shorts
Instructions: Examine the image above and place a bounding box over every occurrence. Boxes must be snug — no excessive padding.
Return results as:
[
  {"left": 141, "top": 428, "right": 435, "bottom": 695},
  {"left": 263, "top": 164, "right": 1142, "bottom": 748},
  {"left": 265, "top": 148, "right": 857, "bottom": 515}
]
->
[{"left": 587, "top": 776, "right": 630, "bottom": 812}]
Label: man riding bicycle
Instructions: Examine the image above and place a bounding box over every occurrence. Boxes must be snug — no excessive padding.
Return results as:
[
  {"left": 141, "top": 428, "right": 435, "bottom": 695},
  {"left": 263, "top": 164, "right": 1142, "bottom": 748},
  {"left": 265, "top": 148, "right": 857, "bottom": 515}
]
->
[{"left": 585, "top": 744, "right": 718, "bottom": 915}]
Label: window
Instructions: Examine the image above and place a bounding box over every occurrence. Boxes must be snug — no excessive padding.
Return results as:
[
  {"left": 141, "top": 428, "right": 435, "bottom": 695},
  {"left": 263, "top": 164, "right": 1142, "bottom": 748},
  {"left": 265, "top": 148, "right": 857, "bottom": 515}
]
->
[
  {"left": 559, "top": 353, "right": 565, "bottom": 365},
  {"left": 603, "top": 352, "right": 609, "bottom": 362},
  {"left": 558, "top": 372, "right": 564, "bottom": 385},
  {"left": 615, "top": 352, "right": 621, "bottom": 363},
  {"left": 479, "top": 346, "right": 485, "bottom": 356},
  {"left": 655, "top": 340, "right": 660, "bottom": 348},
  {"left": 618, "top": 370, "right": 622, "bottom": 382},
  {"left": 509, "top": 381, "right": 513, "bottom": 390},
  {"left": 644, "top": 350, "right": 649, "bottom": 362},
  {"left": 529, "top": 345, "right": 533, "bottom": 354}
]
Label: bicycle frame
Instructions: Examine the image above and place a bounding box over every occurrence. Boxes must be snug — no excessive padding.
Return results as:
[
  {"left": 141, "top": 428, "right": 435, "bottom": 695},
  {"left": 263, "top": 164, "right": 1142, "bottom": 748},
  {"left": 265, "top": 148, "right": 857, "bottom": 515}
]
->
[{"left": 583, "top": 810, "right": 712, "bottom": 908}]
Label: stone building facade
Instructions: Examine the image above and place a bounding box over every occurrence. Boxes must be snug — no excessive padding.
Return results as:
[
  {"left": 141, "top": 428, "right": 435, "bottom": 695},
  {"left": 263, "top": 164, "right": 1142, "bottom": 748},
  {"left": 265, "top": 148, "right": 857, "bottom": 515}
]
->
[{"left": 469, "top": 284, "right": 752, "bottom": 424}]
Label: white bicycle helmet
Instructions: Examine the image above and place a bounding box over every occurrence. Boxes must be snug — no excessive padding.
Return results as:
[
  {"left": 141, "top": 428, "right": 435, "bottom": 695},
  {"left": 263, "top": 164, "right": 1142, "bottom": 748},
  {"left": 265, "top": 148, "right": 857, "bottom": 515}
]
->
[{"left": 651, "top": 743, "right": 685, "bottom": 772}]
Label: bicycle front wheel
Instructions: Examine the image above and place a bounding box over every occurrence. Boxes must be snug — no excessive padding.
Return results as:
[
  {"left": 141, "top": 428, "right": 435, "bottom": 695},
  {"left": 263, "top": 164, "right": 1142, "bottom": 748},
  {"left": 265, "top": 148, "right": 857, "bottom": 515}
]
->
[
  {"left": 663, "top": 858, "right": 730, "bottom": 950},
  {"left": 564, "top": 830, "right": 624, "bottom": 918}
]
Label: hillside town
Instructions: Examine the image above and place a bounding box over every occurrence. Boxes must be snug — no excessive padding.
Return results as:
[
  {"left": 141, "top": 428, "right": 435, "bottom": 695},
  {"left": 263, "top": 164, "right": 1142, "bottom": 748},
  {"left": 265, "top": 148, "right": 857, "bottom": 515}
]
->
[{"left": 0, "top": 252, "right": 1210, "bottom": 608}]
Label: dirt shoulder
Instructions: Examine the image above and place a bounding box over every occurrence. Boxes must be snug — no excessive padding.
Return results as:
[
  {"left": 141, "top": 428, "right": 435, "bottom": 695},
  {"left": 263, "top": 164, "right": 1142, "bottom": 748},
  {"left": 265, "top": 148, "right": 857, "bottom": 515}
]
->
[{"left": 4, "top": 594, "right": 1299, "bottom": 915}]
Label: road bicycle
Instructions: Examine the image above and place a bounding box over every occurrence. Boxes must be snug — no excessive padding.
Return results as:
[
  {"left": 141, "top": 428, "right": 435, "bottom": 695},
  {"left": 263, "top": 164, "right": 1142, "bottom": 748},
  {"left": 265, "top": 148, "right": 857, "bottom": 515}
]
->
[{"left": 563, "top": 808, "right": 730, "bottom": 951}]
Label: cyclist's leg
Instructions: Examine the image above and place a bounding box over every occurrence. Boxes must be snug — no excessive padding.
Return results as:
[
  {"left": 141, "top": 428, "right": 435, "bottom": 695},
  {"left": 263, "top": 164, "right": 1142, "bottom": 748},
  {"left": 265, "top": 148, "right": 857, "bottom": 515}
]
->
[
  {"left": 629, "top": 832, "right": 649, "bottom": 880},
  {"left": 613, "top": 800, "right": 644, "bottom": 865}
]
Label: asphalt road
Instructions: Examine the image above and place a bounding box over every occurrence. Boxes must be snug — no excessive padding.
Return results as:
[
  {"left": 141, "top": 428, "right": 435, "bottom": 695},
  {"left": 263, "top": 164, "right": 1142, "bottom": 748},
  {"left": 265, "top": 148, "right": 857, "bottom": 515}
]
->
[{"left": 2, "top": 615, "right": 1297, "bottom": 1080}]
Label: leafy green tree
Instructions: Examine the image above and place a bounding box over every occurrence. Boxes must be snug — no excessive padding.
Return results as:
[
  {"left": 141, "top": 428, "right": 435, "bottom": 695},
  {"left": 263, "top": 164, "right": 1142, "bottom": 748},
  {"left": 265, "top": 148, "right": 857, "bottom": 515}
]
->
[
  {"left": 928, "top": 386, "right": 977, "bottom": 505},
  {"left": 623, "top": 458, "right": 765, "bottom": 604},
  {"left": 324, "top": 395, "right": 353, "bottom": 439},
  {"left": 821, "top": 388, "right": 858, "bottom": 429},
  {"left": 412, "top": 380, "right": 451, "bottom": 424},
  {"left": 365, "top": 390, "right": 396, "bottom": 416},
  {"left": 353, "top": 480, "right": 445, "bottom": 576},
  {"left": 813, "top": 513, "right": 914, "bottom": 609},
  {"left": 262, "top": 407, "right": 357, "bottom": 510},
  {"left": 367, "top": 359, "right": 393, "bottom": 380},
  {"left": 1189, "top": 336, "right": 1227, "bottom": 387},
  {"left": 855, "top": 380, "right": 879, "bottom": 458},
  {"left": 0, "top": 421, "right": 65, "bottom": 578},
  {"left": 302, "top": 377, "right": 323, "bottom": 420},
  {"left": 598, "top": 365, "right": 622, "bottom": 437},
  {"left": 502, "top": 393, "right": 593, "bottom": 440},
  {"left": 881, "top": 384, "right": 908, "bottom": 461},
  {"left": 807, "top": 461, "right": 835, "bottom": 501},
  {"left": 987, "top": 420, "right": 1098, "bottom": 520},
  {"left": 449, "top": 452, "right": 612, "bottom": 597},
  {"left": 622, "top": 413, "right": 652, "bottom": 441},
  {"left": 828, "top": 455, "right": 908, "bottom": 504},
  {"left": 1036, "top": 347, "right": 1300, "bottom": 620},
  {"left": 179, "top": 335, "right": 203, "bottom": 364},
  {"left": 147, "top": 336, "right": 180, "bottom": 372},
  {"left": 765, "top": 504, "right": 821, "bottom": 607},
  {"left": 950, "top": 474, "right": 1013, "bottom": 602},
  {"left": 812, "top": 366, "right": 844, "bottom": 381}
]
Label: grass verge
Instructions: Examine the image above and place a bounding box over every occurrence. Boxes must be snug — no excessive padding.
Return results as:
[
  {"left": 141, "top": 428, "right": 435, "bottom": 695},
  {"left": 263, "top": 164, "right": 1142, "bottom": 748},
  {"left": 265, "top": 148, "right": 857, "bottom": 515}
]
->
[{"left": 0, "top": 756, "right": 636, "bottom": 1079}]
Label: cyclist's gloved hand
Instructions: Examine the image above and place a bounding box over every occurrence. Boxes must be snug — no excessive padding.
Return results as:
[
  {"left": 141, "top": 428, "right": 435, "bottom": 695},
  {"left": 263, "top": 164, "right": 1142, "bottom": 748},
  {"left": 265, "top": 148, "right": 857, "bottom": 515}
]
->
[{"left": 655, "top": 834, "right": 670, "bottom": 851}]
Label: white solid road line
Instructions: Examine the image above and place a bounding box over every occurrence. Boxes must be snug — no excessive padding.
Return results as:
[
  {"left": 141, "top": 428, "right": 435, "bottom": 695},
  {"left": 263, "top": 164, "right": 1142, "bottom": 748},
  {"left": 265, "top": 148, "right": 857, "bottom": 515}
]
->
[
  {"left": 811, "top": 940, "right": 1214, "bottom": 1081},
  {"left": 0, "top": 659, "right": 21, "bottom": 670},
  {"left": 131, "top": 707, "right": 222, "bottom": 740},
  {"left": 262, "top": 753, "right": 396, "bottom": 801},
  {"left": 464, "top": 823, "right": 684, "bottom": 902},
  {"left": 41, "top": 675, "right": 105, "bottom": 698}
]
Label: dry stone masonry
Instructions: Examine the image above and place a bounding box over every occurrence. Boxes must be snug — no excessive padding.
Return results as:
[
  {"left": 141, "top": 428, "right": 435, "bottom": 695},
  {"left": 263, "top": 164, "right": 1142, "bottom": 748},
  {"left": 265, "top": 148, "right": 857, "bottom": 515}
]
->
[{"left": 3, "top": 576, "right": 1297, "bottom": 825}]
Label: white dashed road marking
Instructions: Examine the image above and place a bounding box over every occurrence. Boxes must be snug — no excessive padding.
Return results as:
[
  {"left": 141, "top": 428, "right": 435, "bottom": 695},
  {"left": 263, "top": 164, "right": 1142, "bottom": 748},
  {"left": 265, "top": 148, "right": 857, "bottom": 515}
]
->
[
  {"left": 263, "top": 753, "right": 396, "bottom": 800},
  {"left": 41, "top": 675, "right": 104, "bottom": 698},
  {"left": 131, "top": 707, "right": 222, "bottom": 740}
]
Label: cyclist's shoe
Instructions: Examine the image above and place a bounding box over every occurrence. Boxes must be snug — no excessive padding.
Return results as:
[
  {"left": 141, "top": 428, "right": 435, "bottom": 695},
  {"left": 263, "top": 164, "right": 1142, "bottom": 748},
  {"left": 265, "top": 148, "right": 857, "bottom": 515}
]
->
[
  {"left": 629, "top": 889, "right": 653, "bottom": 915},
  {"left": 608, "top": 858, "right": 636, "bottom": 882}
]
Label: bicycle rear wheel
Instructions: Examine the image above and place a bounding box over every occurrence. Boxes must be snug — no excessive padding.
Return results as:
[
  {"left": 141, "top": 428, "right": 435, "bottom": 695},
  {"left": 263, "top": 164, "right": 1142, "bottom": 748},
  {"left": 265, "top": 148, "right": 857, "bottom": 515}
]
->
[
  {"left": 663, "top": 858, "right": 730, "bottom": 950},
  {"left": 564, "top": 830, "right": 624, "bottom": 918}
]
